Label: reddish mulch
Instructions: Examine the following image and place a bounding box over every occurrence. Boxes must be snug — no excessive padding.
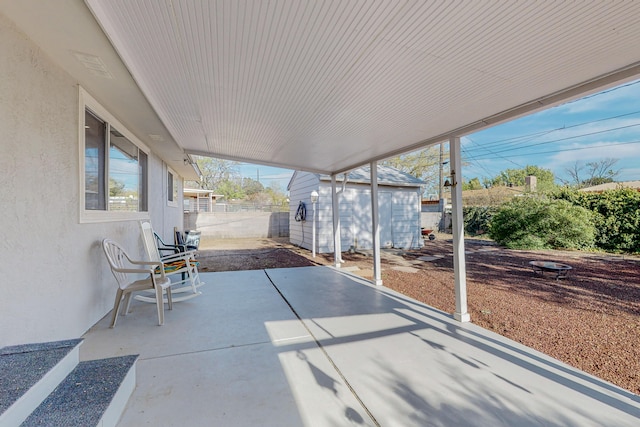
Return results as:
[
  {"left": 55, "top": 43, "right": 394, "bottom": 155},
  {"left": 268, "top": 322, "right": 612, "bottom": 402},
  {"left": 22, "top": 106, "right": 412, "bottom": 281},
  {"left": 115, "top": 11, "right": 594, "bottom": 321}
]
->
[
  {"left": 198, "top": 247, "right": 317, "bottom": 271},
  {"left": 197, "top": 238, "right": 640, "bottom": 395}
]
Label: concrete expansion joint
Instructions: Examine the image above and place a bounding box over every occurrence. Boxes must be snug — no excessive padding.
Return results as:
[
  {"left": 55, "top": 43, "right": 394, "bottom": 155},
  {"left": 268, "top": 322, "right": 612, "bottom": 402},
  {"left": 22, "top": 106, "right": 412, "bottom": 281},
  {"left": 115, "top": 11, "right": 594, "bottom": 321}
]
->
[
  {"left": 263, "top": 270, "right": 381, "bottom": 427},
  {"left": 140, "top": 341, "right": 274, "bottom": 362}
]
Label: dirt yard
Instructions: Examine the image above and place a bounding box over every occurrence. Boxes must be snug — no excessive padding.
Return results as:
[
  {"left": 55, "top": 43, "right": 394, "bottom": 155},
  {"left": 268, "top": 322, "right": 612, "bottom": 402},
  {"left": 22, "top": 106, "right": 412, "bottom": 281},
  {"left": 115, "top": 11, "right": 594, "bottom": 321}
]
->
[{"left": 197, "top": 236, "right": 640, "bottom": 395}]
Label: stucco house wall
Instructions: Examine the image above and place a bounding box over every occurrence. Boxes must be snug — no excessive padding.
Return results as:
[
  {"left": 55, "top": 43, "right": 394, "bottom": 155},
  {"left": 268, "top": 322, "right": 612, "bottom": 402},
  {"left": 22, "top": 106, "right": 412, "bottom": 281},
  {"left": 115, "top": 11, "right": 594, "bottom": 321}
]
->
[
  {"left": 288, "top": 168, "right": 423, "bottom": 253},
  {"left": 0, "top": 13, "right": 185, "bottom": 346}
]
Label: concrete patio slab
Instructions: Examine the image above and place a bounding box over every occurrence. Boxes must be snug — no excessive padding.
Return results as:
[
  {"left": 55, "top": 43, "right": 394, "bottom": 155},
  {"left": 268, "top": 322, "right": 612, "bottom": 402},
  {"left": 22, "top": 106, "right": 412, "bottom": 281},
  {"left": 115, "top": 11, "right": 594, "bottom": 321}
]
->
[
  {"left": 80, "top": 267, "right": 640, "bottom": 426},
  {"left": 267, "top": 267, "right": 640, "bottom": 427},
  {"left": 82, "top": 270, "right": 311, "bottom": 361}
]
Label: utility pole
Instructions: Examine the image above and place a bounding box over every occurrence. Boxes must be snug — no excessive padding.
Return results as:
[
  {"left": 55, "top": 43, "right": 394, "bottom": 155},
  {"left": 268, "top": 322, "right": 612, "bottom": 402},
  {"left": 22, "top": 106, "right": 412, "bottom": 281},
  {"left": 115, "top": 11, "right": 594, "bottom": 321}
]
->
[
  {"left": 439, "top": 142, "right": 444, "bottom": 201},
  {"left": 438, "top": 142, "right": 445, "bottom": 232}
]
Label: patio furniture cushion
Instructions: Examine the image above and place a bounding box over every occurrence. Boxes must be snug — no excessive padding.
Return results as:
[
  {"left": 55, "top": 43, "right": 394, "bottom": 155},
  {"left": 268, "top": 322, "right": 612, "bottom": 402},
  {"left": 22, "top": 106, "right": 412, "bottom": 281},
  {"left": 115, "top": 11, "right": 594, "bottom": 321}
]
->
[
  {"left": 155, "top": 259, "right": 200, "bottom": 274},
  {"left": 138, "top": 221, "right": 203, "bottom": 303}
]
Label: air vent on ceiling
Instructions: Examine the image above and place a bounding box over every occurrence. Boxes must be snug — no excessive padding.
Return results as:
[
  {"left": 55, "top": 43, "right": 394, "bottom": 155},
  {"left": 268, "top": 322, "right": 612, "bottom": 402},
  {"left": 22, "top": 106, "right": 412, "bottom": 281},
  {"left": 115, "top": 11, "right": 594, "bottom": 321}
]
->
[{"left": 72, "top": 51, "right": 113, "bottom": 79}]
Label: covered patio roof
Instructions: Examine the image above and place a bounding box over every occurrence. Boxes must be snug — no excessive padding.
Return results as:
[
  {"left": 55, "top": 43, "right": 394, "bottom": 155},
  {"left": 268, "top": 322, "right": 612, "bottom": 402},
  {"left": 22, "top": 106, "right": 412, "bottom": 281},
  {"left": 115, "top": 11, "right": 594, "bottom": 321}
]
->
[{"left": 2, "top": 1, "right": 640, "bottom": 175}]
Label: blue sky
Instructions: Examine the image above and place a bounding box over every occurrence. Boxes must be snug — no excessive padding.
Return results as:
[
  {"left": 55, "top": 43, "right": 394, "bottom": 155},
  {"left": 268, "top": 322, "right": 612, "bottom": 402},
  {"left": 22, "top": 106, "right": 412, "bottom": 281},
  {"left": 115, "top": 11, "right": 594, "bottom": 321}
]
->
[
  {"left": 236, "top": 163, "right": 295, "bottom": 192},
  {"left": 462, "top": 79, "right": 640, "bottom": 184},
  {"left": 238, "top": 79, "right": 640, "bottom": 189}
]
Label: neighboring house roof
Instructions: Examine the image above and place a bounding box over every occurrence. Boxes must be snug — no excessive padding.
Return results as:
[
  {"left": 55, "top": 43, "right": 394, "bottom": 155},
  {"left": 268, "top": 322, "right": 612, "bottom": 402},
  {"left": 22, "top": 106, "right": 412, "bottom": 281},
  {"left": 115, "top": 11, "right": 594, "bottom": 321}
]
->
[
  {"left": 579, "top": 181, "right": 640, "bottom": 192},
  {"left": 183, "top": 188, "right": 225, "bottom": 199},
  {"left": 288, "top": 165, "right": 425, "bottom": 190},
  {"left": 461, "top": 186, "right": 525, "bottom": 206}
]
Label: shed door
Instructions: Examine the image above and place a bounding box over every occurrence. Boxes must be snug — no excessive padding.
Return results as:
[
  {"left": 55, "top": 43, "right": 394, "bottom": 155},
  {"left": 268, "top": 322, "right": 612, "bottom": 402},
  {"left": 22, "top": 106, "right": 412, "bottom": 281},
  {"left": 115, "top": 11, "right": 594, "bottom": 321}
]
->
[
  {"left": 379, "top": 192, "right": 393, "bottom": 248},
  {"left": 339, "top": 196, "right": 354, "bottom": 250}
]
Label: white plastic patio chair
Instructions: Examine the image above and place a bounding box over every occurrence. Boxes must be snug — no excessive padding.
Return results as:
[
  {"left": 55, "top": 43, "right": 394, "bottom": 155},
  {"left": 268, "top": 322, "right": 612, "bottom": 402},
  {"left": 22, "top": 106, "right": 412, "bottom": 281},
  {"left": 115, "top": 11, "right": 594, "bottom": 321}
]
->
[
  {"left": 102, "top": 238, "right": 173, "bottom": 327},
  {"left": 136, "top": 221, "right": 203, "bottom": 303}
]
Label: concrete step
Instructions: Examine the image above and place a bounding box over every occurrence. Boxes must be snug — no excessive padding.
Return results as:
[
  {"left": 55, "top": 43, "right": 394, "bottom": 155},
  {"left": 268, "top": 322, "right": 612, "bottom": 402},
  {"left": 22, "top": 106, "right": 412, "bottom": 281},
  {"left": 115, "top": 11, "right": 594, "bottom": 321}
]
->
[
  {"left": 22, "top": 355, "right": 138, "bottom": 427},
  {"left": 0, "top": 339, "right": 83, "bottom": 426}
]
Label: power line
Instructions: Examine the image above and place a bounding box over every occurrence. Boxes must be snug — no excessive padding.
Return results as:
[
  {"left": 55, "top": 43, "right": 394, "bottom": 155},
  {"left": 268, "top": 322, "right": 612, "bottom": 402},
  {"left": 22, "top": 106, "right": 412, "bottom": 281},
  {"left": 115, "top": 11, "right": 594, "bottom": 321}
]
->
[
  {"left": 462, "top": 137, "right": 523, "bottom": 178},
  {"left": 501, "top": 138, "right": 640, "bottom": 158},
  {"left": 465, "top": 123, "right": 640, "bottom": 160},
  {"left": 461, "top": 81, "right": 640, "bottom": 177},
  {"left": 465, "top": 109, "right": 640, "bottom": 154},
  {"left": 563, "top": 79, "right": 640, "bottom": 104},
  {"left": 463, "top": 136, "right": 523, "bottom": 167}
]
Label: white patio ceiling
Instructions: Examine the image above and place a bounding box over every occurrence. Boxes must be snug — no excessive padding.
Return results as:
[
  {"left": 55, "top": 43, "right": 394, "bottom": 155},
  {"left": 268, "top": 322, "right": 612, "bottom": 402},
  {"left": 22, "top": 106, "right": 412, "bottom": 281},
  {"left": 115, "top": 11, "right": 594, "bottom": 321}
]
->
[
  {"left": 4, "top": 1, "right": 640, "bottom": 176},
  {"left": 83, "top": 0, "right": 640, "bottom": 174}
]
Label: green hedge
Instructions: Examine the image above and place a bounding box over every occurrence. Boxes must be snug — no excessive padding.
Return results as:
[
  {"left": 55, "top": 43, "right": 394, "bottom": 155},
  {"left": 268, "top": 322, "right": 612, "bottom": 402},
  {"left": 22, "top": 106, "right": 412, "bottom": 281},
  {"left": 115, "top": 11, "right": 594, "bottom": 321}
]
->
[
  {"left": 463, "top": 206, "right": 497, "bottom": 236},
  {"left": 487, "top": 196, "right": 596, "bottom": 250},
  {"left": 551, "top": 188, "right": 640, "bottom": 253}
]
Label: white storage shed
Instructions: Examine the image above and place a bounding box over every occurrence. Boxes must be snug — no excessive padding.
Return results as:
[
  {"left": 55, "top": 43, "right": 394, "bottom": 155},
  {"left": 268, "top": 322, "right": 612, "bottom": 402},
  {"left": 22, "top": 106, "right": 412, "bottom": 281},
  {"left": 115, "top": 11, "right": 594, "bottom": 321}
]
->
[{"left": 288, "top": 165, "right": 424, "bottom": 253}]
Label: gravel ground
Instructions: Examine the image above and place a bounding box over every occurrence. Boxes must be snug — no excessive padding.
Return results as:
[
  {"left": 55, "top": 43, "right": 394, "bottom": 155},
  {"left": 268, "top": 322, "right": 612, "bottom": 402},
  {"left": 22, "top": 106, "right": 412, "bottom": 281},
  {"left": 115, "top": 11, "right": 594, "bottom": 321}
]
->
[{"left": 197, "top": 237, "right": 640, "bottom": 395}]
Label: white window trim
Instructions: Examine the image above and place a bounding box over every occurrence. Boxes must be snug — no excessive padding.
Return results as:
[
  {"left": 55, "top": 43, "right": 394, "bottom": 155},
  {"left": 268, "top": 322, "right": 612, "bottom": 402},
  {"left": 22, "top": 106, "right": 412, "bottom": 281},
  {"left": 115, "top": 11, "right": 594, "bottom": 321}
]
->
[
  {"left": 79, "top": 87, "right": 150, "bottom": 223},
  {"left": 167, "top": 166, "right": 179, "bottom": 208}
]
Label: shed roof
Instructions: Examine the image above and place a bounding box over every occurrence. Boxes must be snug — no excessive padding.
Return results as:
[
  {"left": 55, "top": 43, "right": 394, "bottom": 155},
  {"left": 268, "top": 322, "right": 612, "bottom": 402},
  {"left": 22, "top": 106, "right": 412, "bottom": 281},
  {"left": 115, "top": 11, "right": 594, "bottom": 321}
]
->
[
  {"left": 183, "top": 188, "right": 224, "bottom": 198},
  {"left": 320, "top": 165, "right": 425, "bottom": 187},
  {"left": 289, "top": 165, "right": 424, "bottom": 190}
]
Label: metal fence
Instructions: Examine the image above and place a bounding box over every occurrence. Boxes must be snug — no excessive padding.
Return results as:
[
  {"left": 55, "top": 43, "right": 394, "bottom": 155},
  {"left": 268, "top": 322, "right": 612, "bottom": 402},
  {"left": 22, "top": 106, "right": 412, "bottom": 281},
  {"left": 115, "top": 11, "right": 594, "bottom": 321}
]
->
[{"left": 210, "top": 203, "right": 288, "bottom": 213}]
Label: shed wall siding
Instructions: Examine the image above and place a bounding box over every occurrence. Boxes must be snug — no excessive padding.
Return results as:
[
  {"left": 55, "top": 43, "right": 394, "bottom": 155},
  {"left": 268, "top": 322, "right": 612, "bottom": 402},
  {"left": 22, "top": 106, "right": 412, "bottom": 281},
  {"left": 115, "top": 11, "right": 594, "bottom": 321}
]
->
[
  {"left": 289, "top": 171, "right": 422, "bottom": 254},
  {"left": 392, "top": 190, "right": 422, "bottom": 249},
  {"left": 288, "top": 172, "right": 320, "bottom": 250}
]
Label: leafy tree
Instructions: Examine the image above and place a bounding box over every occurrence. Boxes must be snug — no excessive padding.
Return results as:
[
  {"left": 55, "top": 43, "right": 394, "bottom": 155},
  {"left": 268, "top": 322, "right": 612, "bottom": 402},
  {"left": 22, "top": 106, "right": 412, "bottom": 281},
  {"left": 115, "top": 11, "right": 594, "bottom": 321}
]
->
[
  {"left": 383, "top": 145, "right": 444, "bottom": 195},
  {"left": 462, "top": 177, "right": 483, "bottom": 190},
  {"left": 488, "top": 196, "right": 596, "bottom": 250},
  {"left": 265, "top": 182, "right": 288, "bottom": 206},
  {"left": 216, "top": 179, "right": 245, "bottom": 200},
  {"left": 562, "top": 158, "right": 620, "bottom": 188},
  {"left": 481, "top": 177, "right": 493, "bottom": 189},
  {"left": 188, "top": 157, "right": 240, "bottom": 190},
  {"left": 489, "top": 165, "right": 555, "bottom": 191},
  {"left": 242, "top": 177, "right": 264, "bottom": 196},
  {"left": 109, "top": 178, "right": 126, "bottom": 196}
]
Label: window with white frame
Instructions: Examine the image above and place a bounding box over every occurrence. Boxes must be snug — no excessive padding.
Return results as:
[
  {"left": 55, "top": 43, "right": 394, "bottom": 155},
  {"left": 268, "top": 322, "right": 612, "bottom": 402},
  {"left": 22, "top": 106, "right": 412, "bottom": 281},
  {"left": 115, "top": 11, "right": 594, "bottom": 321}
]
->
[
  {"left": 80, "top": 88, "right": 149, "bottom": 222},
  {"left": 167, "top": 168, "right": 178, "bottom": 207}
]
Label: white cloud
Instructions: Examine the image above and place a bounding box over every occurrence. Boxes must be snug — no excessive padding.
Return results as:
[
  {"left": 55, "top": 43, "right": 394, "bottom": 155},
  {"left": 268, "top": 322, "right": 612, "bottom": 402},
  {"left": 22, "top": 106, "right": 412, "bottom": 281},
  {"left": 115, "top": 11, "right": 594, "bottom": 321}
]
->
[
  {"left": 554, "top": 80, "right": 640, "bottom": 115},
  {"left": 549, "top": 141, "right": 640, "bottom": 164},
  {"left": 618, "top": 167, "right": 640, "bottom": 181},
  {"left": 547, "top": 141, "right": 640, "bottom": 182},
  {"left": 261, "top": 172, "right": 294, "bottom": 181}
]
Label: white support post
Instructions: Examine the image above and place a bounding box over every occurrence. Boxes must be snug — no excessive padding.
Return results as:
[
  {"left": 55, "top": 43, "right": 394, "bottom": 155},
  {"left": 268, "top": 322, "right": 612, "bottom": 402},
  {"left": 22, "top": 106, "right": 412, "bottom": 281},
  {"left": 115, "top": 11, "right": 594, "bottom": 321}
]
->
[
  {"left": 311, "top": 197, "right": 317, "bottom": 258},
  {"left": 370, "top": 161, "right": 382, "bottom": 285},
  {"left": 450, "top": 136, "right": 470, "bottom": 322},
  {"left": 331, "top": 175, "right": 342, "bottom": 268}
]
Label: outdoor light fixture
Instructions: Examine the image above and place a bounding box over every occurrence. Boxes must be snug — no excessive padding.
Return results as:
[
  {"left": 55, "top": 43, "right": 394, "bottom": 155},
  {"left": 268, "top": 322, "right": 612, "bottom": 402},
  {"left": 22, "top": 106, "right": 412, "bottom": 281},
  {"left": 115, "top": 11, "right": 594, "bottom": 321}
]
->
[
  {"left": 310, "top": 190, "right": 319, "bottom": 257},
  {"left": 443, "top": 170, "right": 457, "bottom": 188}
]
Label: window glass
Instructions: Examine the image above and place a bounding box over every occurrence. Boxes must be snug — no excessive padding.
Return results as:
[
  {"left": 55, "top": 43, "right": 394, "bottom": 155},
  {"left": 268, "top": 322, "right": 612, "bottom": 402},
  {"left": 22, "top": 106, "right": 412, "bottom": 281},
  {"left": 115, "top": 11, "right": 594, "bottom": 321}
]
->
[
  {"left": 167, "top": 171, "right": 174, "bottom": 202},
  {"left": 84, "top": 111, "right": 106, "bottom": 210},
  {"left": 82, "top": 104, "right": 148, "bottom": 215},
  {"left": 109, "top": 128, "right": 140, "bottom": 212},
  {"left": 173, "top": 172, "right": 178, "bottom": 202},
  {"left": 139, "top": 151, "right": 148, "bottom": 212},
  {"left": 166, "top": 169, "right": 179, "bottom": 207}
]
